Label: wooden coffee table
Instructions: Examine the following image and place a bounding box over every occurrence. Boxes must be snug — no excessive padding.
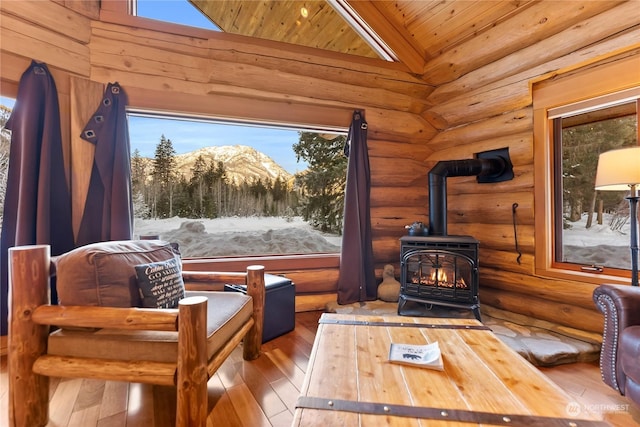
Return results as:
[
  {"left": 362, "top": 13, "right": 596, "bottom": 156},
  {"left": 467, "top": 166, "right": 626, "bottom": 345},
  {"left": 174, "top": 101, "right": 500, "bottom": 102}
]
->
[{"left": 292, "top": 313, "right": 608, "bottom": 426}]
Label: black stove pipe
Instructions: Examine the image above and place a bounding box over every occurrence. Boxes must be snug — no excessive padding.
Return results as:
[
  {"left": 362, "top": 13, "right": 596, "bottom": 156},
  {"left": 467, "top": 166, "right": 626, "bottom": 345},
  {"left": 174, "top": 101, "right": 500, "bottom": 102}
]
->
[{"left": 428, "top": 157, "right": 508, "bottom": 236}]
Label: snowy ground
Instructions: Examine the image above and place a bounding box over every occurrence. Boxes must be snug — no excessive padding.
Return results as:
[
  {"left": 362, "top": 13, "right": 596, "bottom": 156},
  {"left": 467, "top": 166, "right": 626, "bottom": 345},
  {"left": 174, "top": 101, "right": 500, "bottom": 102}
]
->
[
  {"left": 134, "top": 216, "right": 342, "bottom": 257},
  {"left": 134, "top": 213, "right": 636, "bottom": 270},
  {"left": 563, "top": 213, "right": 634, "bottom": 270}
]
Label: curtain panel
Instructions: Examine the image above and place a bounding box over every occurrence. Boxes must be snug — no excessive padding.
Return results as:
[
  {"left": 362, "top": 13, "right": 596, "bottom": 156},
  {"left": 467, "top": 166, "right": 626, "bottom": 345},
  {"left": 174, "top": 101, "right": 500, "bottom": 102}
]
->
[{"left": 336, "top": 111, "right": 376, "bottom": 304}]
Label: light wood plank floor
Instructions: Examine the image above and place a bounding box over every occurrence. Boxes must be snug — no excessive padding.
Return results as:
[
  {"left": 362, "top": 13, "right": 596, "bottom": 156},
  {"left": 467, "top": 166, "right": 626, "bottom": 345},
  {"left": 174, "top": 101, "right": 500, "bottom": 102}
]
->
[{"left": 1, "top": 311, "right": 639, "bottom": 426}]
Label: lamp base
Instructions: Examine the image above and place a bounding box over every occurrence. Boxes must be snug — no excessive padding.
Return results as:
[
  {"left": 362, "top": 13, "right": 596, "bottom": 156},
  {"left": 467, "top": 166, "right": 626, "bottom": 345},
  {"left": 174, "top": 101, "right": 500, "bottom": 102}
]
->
[{"left": 627, "top": 195, "right": 639, "bottom": 286}]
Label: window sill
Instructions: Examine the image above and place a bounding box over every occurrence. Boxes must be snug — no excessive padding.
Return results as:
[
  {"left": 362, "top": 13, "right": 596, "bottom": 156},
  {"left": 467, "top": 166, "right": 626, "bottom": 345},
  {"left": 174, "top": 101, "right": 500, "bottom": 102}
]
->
[{"left": 535, "top": 266, "right": 631, "bottom": 286}]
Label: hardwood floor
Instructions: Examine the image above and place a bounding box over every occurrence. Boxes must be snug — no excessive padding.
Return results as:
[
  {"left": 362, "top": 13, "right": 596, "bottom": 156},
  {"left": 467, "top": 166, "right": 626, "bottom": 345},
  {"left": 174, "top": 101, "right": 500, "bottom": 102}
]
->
[{"left": 1, "top": 311, "right": 639, "bottom": 426}]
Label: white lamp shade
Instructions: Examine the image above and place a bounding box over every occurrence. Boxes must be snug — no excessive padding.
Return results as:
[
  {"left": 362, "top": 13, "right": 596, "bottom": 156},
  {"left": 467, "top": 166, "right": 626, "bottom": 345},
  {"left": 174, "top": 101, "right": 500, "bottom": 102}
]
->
[{"left": 595, "top": 146, "right": 640, "bottom": 191}]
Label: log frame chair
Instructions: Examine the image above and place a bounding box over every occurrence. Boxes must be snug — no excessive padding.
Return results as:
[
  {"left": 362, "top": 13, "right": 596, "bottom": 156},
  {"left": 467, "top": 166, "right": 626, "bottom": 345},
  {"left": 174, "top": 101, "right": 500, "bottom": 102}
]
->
[{"left": 8, "top": 244, "right": 265, "bottom": 427}]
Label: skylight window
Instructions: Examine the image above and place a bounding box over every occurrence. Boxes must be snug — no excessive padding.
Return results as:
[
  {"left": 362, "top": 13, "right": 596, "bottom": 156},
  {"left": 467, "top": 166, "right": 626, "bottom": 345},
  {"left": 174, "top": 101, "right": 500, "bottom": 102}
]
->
[
  {"left": 133, "top": 0, "right": 395, "bottom": 61},
  {"left": 133, "top": 0, "right": 219, "bottom": 31},
  {"left": 327, "top": 0, "right": 397, "bottom": 61}
]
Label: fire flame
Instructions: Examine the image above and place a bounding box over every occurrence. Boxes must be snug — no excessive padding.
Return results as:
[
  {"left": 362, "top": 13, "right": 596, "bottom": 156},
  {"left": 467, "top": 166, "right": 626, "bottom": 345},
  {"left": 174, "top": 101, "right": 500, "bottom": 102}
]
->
[
  {"left": 430, "top": 269, "right": 447, "bottom": 283},
  {"left": 411, "top": 269, "right": 468, "bottom": 288}
]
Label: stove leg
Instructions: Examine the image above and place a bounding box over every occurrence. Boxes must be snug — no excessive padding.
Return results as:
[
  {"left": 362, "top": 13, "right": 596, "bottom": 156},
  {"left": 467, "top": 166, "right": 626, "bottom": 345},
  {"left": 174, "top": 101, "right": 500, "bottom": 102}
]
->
[
  {"left": 397, "top": 295, "right": 407, "bottom": 315},
  {"left": 473, "top": 306, "right": 482, "bottom": 322}
]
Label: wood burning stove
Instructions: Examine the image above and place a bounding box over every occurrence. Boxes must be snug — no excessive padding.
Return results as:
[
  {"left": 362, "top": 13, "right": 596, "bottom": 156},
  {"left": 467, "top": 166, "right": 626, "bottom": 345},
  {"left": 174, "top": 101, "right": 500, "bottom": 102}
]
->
[
  {"left": 399, "top": 235, "right": 480, "bottom": 320},
  {"left": 397, "top": 148, "right": 514, "bottom": 321}
]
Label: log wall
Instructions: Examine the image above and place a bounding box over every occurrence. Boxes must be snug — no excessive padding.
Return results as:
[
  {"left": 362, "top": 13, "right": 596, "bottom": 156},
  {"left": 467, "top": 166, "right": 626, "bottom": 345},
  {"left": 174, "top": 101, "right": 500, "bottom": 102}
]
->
[
  {"left": 423, "top": 1, "right": 640, "bottom": 333},
  {"left": 0, "top": 0, "right": 433, "bottom": 309},
  {"left": 0, "top": 1, "right": 639, "bottom": 329}
]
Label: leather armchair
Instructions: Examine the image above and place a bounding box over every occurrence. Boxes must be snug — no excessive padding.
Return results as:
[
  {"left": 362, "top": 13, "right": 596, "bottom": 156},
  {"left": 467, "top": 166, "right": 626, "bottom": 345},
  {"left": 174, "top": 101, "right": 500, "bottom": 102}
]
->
[{"left": 593, "top": 283, "right": 640, "bottom": 405}]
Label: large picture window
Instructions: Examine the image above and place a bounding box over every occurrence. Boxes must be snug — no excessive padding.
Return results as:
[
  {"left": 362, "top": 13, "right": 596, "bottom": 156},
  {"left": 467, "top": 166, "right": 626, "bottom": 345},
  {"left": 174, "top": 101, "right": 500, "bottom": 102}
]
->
[{"left": 127, "top": 111, "right": 347, "bottom": 258}]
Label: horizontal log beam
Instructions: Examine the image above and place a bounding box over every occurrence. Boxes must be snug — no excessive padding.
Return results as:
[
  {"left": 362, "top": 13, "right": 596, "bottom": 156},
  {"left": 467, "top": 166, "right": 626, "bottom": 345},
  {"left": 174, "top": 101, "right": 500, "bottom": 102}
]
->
[
  {"left": 0, "top": 14, "right": 90, "bottom": 77},
  {"left": 479, "top": 248, "right": 534, "bottom": 276},
  {"left": 480, "top": 287, "right": 602, "bottom": 334},
  {"left": 32, "top": 305, "right": 179, "bottom": 331},
  {"left": 447, "top": 191, "right": 534, "bottom": 226},
  {"left": 0, "top": 0, "right": 92, "bottom": 43},
  {"left": 89, "top": 28, "right": 428, "bottom": 114},
  {"left": 427, "top": 132, "right": 533, "bottom": 166},
  {"left": 368, "top": 139, "right": 433, "bottom": 162},
  {"left": 370, "top": 187, "right": 428, "bottom": 208},
  {"left": 428, "top": 2, "right": 640, "bottom": 103},
  {"left": 479, "top": 267, "right": 598, "bottom": 310},
  {"left": 427, "top": 108, "right": 532, "bottom": 152},
  {"left": 454, "top": 223, "right": 534, "bottom": 253},
  {"left": 422, "top": 1, "right": 617, "bottom": 85},
  {"left": 429, "top": 80, "right": 532, "bottom": 129},
  {"left": 33, "top": 355, "right": 177, "bottom": 386},
  {"left": 369, "top": 157, "right": 428, "bottom": 188}
]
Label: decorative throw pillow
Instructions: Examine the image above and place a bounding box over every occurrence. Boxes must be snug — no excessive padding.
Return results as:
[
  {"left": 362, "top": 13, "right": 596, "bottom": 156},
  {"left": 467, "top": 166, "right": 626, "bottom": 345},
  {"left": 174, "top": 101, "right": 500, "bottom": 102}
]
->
[{"left": 135, "top": 257, "right": 185, "bottom": 308}]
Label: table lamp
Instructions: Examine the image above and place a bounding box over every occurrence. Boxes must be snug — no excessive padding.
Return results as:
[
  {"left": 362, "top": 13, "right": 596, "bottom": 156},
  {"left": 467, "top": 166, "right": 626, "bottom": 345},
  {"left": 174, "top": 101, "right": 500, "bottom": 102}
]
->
[{"left": 595, "top": 146, "right": 640, "bottom": 286}]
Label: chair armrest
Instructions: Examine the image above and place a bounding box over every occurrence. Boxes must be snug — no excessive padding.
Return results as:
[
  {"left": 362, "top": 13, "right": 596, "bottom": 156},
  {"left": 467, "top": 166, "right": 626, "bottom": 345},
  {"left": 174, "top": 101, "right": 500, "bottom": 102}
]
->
[
  {"left": 593, "top": 284, "right": 640, "bottom": 393},
  {"left": 32, "top": 305, "right": 180, "bottom": 331},
  {"left": 242, "top": 265, "right": 265, "bottom": 360},
  {"left": 182, "top": 265, "right": 265, "bottom": 360},
  {"left": 594, "top": 284, "right": 640, "bottom": 329}
]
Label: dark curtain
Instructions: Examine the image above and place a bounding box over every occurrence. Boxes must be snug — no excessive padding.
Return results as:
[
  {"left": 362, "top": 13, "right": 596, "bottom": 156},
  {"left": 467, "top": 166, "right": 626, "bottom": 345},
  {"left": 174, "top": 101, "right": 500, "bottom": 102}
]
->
[
  {"left": 76, "top": 82, "right": 133, "bottom": 246},
  {"left": 336, "top": 111, "right": 376, "bottom": 304},
  {"left": 0, "top": 61, "right": 75, "bottom": 335}
]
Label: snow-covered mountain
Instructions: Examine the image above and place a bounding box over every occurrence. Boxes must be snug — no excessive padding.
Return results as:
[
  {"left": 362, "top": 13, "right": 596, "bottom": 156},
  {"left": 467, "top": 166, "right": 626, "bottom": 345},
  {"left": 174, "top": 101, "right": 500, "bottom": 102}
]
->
[{"left": 138, "top": 145, "right": 293, "bottom": 184}]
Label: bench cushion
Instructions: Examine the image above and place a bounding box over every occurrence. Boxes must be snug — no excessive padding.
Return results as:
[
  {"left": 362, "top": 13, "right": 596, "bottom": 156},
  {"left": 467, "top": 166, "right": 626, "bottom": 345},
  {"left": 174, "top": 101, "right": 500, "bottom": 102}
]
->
[
  {"left": 55, "top": 240, "right": 179, "bottom": 307},
  {"left": 47, "top": 291, "right": 253, "bottom": 363}
]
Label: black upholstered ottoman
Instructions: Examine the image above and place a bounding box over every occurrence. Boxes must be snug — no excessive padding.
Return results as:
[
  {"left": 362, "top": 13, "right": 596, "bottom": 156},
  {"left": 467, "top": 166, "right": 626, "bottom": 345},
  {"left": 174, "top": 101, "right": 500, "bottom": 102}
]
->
[{"left": 225, "top": 274, "right": 295, "bottom": 342}]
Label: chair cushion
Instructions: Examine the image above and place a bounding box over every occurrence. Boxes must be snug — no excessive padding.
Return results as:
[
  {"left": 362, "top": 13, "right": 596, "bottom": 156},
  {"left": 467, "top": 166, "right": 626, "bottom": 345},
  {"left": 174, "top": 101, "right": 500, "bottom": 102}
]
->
[
  {"left": 46, "top": 291, "right": 253, "bottom": 363},
  {"left": 136, "top": 257, "right": 185, "bottom": 308},
  {"left": 55, "top": 240, "right": 179, "bottom": 307}
]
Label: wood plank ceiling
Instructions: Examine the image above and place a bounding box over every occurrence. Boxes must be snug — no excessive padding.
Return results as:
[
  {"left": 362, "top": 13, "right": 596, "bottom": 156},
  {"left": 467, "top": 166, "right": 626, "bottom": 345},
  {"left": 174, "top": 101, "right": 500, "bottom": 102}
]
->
[
  {"left": 190, "top": 0, "right": 380, "bottom": 58},
  {"left": 188, "top": 0, "right": 538, "bottom": 74}
]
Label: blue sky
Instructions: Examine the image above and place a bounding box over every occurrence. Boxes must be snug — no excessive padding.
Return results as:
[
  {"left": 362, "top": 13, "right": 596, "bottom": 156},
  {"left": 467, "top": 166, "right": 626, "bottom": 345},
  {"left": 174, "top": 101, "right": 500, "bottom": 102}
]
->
[
  {"left": 1, "top": 1, "right": 312, "bottom": 175},
  {"left": 135, "top": 0, "right": 307, "bottom": 174},
  {"left": 129, "top": 115, "right": 306, "bottom": 173},
  {"left": 136, "top": 0, "right": 219, "bottom": 30}
]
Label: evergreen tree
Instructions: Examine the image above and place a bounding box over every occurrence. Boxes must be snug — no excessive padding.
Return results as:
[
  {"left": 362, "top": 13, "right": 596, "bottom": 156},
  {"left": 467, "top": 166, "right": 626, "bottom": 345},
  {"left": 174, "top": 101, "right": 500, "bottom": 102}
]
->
[
  {"left": 152, "top": 135, "right": 177, "bottom": 218},
  {"left": 130, "top": 149, "right": 149, "bottom": 218},
  {"left": 562, "top": 115, "right": 636, "bottom": 227},
  {"left": 132, "top": 192, "right": 150, "bottom": 219},
  {"left": 293, "top": 132, "right": 347, "bottom": 233},
  {"left": 205, "top": 160, "right": 227, "bottom": 217},
  {"left": 190, "top": 154, "right": 207, "bottom": 217}
]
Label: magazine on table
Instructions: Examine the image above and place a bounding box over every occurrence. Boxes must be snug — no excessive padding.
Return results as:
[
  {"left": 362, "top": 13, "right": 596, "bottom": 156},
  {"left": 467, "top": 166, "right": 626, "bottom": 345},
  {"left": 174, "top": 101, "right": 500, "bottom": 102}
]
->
[{"left": 388, "top": 341, "right": 444, "bottom": 371}]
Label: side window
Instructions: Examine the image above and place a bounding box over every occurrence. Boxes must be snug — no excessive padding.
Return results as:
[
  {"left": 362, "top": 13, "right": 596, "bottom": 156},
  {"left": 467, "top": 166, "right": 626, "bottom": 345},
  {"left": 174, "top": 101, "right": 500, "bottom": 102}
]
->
[
  {"left": 533, "top": 57, "right": 640, "bottom": 285},
  {"left": 127, "top": 112, "right": 347, "bottom": 258},
  {"left": 552, "top": 99, "right": 638, "bottom": 272}
]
